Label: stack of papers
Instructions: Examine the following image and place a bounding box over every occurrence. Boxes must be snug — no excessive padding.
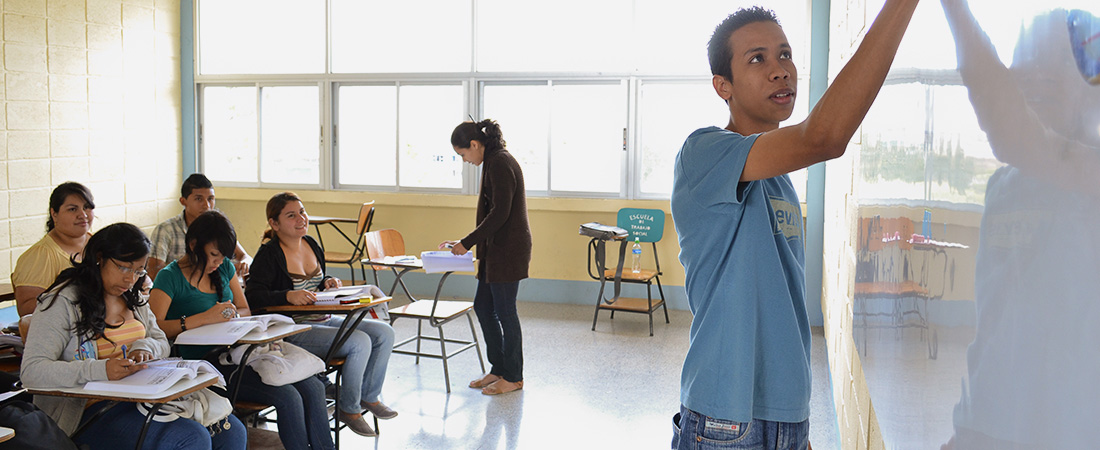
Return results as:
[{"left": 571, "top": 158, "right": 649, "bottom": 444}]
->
[
  {"left": 379, "top": 255, "right": 421, "bottom": 266},
  {"left": 314, "top": 285, "right": 387, "bottom": 305},
  {"left": 420, "top": 251, "right": 475, "bottom": 273}
]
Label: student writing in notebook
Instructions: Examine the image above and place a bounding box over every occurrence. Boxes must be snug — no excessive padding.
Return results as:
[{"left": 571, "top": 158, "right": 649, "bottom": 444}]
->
[
  {"left": 149, "top": 210, "right": 333, "bottom": 450},
  {"left": 20, "top": 223, "right": 246, "bottom": 450},
  {"left": 246, "top": 192, "right": 397, "bottom": 437}
]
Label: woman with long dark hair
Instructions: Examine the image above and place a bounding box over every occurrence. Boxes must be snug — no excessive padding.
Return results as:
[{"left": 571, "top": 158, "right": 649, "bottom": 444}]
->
[
  {"left": 149, "top": 210, "right": 333, "bottom": 450},
  {"left": 20, "top": 222, "right": 247, "bottom": 450},
  {"left": 247, "top": 192, "right": 397, "bottom": 437},
  {"left": 442, "top": 119, "right": 532, "bottom": 395}
]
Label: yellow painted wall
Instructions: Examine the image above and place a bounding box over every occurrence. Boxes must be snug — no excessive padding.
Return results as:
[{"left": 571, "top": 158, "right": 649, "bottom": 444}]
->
[
  {"left": 1, "top": 0, "right": 183, "bottom": 284},
  {"left": 216, "top": 187, "right": 687, "bottom": 285}
]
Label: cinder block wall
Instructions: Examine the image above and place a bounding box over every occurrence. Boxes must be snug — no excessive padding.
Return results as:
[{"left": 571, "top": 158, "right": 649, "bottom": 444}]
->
[
  {"left": 0, "top": 0, "right": 182, "bottom": 284},
  {"left": 822, "top": 1, "right": 884, "bottom": 449}
]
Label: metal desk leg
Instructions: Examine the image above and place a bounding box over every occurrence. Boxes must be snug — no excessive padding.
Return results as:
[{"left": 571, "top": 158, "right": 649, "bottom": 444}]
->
[
  {"left": 228, "top": 344, "right": 260, "bottom": 405},
  {"left": 136, "top": 402, "right": 165, "bottom": 450},
  {"left": 71, "top": 400, "right": 118, "bottom": 440}
]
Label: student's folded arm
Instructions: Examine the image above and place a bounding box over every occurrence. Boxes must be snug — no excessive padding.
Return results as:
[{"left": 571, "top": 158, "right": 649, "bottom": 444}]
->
[
  {"left": 231, "top": 276, "right": 252, "bottom": 317},
  {"left": 741, "top": 0, "right": 920, "bottom": 182},
  {"left": 148, "top": 288, "right": 183, "bottom": 338},
  {"left": 14, "top": 285, "right": 45, "bottom": 317}
]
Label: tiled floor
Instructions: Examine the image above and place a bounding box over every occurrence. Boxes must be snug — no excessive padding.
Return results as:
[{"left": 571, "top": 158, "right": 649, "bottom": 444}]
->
[{"left": 280, "top": 299, "right": 841, "bottom": 450}]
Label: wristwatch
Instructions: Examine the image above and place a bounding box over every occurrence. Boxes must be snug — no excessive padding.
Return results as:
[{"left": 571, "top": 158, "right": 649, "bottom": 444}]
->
[{"left": 180, "top": 315, "right": 188, "bottom": 331}]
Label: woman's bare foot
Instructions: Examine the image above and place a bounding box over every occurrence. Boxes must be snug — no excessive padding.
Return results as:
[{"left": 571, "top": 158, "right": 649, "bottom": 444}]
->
[
  {"left": 482, "top": 379, "right": 523, "bottom": 395},
  {"left": 469, "top": 373, "right": 502, "bottom": 389}
]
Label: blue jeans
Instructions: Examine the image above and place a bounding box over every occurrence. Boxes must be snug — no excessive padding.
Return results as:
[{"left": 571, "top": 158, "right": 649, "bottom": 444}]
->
[
  {"left": 74, "top": 402, "right": 246, "bottom": 450},
  {"left": 230, "top": 365, "right": 334, "bottom": 450},
  {"left": 286, "top": 317, "right": 395, "bottom": 414},
  {"left": 672, "top": 405, "right": 808, "bottom": 450},
  {"left": 474, "top": 280, "right": 523, "bottom": 382}
]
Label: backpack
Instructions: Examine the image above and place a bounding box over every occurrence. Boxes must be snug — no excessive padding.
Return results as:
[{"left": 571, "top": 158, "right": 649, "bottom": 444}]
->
[{"left": 0, "top": 400, "right": 82, "bottom": 450}]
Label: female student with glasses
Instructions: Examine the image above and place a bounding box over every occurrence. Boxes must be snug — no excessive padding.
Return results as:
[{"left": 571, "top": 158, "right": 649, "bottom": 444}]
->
[{"left": 20, "top": 222, "right": 247, "bottom": 450}]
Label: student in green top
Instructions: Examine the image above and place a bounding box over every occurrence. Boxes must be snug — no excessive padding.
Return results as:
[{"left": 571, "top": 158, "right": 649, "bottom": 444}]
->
[{"left": 148, "top": 211, "right": 334, "bottom": 450}]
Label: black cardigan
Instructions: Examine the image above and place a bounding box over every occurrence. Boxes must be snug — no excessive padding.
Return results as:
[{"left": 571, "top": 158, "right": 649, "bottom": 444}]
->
[
  {"left": 459, "top": 146, "right": 532, "bottom": 283},
  {"left": 245, "top": 235, "right": 335, "bottom": 309}
]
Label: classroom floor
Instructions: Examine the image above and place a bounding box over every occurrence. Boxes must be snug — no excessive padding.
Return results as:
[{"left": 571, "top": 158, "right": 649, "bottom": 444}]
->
[{"left": 251, "top": 299, "right": 840, "bottom": 450}]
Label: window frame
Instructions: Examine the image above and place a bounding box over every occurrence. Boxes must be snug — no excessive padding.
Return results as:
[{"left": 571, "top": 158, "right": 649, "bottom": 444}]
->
[
  {"left": 192, "top": 0, "right": 812, "bottom": 199},
  {"left": 196, "top": 81, "right": 328, "bottom": 190}
]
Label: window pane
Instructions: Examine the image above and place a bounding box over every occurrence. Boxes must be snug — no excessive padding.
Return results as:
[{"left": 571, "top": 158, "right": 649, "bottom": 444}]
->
[
  {"left": 331, "top": 0, "right": 472, "bottom": 73},
  {"left": 337, "top": 86, "right": 398, "bottom": 187},
  {"left": 202, "top": 86, "right": 257, "bottom": 183},
  {"left": 398, "top": 85, "right": 465, "bottom": 189},
  {"left": 482, "top": 85, "right": 550, "bottom": 191},
  {"left": 926, "top": 85, "right": 997, "bottom": 204},
  {"left": 260, "top": 86, "right": 320, "bottom": 184},
  {"left": 637, "top": 82, "right": 728, "bottom": 196},
  {"left": 634, "top": 1, "right": 808, "bottom": 75},
  {"left": 550, "top": 83, "right": 626, "bottom": 193},
  {"left": 198, "top": 0, "right": 325, "bottom": 74},
  {"left": 477, "top": 0, "right": 631, "bottom": 72},
  {"left": 859, "top": 83, "right": 929, "bottom": 201}
]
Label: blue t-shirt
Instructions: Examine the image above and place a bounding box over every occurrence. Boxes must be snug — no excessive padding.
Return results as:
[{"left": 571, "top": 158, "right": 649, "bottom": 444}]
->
[
  {"left": 670, "top": 126, "right": 811, "bottom": 423},
  {"left": 153, "top": 258, "right": 236, "bottom": 359}
]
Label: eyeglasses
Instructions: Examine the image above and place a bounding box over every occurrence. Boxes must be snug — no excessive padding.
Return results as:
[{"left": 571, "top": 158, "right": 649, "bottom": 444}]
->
[{"left": 110, "top": 259, "right": 148, "bottom": 279}]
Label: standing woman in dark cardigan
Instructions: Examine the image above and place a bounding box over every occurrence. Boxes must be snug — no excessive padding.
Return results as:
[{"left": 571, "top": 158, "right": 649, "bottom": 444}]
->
[{"left": 441, "top": 119, "right": 532, "bottom": 395}]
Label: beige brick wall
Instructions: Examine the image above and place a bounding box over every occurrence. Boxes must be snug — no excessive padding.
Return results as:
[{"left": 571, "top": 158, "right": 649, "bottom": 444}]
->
[
  {"left": 1, "top": 0, "right": 183, "bottom": 284},
  {"left": 822, "top": 1, "right": 885, "bottom": 449}
]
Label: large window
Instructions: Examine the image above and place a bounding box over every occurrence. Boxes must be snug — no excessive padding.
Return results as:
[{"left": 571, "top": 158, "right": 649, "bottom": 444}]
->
[
  {"left": 195, "top": 0, "right": 811, "bottom": 197},
  {"left": 200, "top": 85, "right": 321, "bottom": 185}
]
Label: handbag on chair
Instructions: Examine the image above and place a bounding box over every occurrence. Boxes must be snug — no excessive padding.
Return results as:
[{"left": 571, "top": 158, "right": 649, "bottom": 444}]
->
[
  {"left": 580, "top": 222, "right": 629, "bottom": 304},
  {"left": 218, "top": 341, "right": 325, "bottom": 387}
]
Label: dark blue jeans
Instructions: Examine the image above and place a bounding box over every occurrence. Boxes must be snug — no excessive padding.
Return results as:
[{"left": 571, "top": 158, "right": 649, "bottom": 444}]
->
[
  {"left": 75, "top": 402, "right": 246, "bottom": 450},
  {"left": 231, "top": 365, "right": 334, "bottom": 450},
  {"left": 473, "top": 280, "right": 523, "bottom": 382},
  {"left": 672, "top": 405, "right": 808, "bottom": 450}
]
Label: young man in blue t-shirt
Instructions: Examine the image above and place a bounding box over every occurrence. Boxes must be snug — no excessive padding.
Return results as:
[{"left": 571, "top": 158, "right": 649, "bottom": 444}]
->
[{"left": 670, "top": 2, "right": 919, "bottom": 448}]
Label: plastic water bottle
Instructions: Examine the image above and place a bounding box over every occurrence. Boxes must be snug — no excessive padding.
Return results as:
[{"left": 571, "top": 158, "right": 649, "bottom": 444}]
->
[{"left": 631, "top": 237, "right": 642, "bottom": 274}]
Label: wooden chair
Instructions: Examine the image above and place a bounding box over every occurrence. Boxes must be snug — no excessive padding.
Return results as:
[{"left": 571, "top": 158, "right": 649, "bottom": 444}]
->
[
  {"left": 323, "top": 201, "right": 375, "bottom": 286},
  {"left": 587, "top": 208, "right": 669, "bottom": 336},
  {"left": 364, "top": 229, "right": 485, "bottom": 393}
]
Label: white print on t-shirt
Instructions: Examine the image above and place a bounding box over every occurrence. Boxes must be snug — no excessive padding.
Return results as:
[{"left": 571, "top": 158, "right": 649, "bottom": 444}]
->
[{"left": 769, "top": 196, "right": 803, "bottom": 242}]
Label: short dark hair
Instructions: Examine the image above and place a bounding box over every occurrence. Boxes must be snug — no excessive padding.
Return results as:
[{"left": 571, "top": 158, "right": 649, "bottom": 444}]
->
[
  {"left": 47, "top": 182, "right": 95, "bottom": 232},
  {"left": 708, "top": 6, "right": 781, "bottom": 81},
  {"left": 181, "top": 173, "right": 213, "bottom": 198}
]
